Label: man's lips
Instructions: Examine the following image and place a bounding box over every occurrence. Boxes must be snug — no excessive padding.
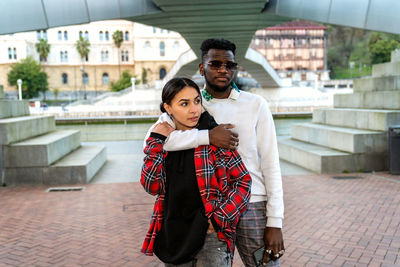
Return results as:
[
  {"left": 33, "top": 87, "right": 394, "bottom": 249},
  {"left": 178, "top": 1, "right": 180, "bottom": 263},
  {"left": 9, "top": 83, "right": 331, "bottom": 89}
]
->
[{"left": 216, "top": 77, "right": 229, "bottom": 81}]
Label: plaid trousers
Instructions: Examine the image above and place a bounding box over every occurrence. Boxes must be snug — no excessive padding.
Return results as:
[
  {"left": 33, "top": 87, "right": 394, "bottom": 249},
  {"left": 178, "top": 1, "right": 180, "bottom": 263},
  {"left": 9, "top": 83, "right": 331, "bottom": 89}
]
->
[{"left": 235, "top": 201, "right": 280, "bottom": 267}]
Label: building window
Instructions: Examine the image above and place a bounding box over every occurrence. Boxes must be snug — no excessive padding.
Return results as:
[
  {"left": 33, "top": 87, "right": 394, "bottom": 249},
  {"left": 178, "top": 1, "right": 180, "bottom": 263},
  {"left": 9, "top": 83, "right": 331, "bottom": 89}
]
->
[
  {"left": 121, "top": 50, "right": 129, "bottom": 62},
  {"left": 79, "top": 31, "right": 83, "bottom": 39},
  {"left": 60, "top": 51, "right": 68, "bottom": 62},
  {"left": 85, "top": 54, "right": 88, "bottom": 62},
  {"left": 64, "top": 31, "right": 68, "bottom": 41},
  {"left": 153, "top": 27, "right": 156, "bottom": 33},
  {"left": 105, "top": 31, "right": 109, "bottom": 41},
  {"left": 159, "top": 68, "right": 166, "bottom": 79},
  {"left": 58, "top": 31, "right": 62, "bottom": 41},
  {"left": 160, "top": 42, "right": 165, "bottom": 56},
  {"left": 8, "top": 48, "right": 12, "bottom": 59},
  {"left": 62, "top": 73, "right": 68, "bottom": 84},
  {"left": 160, "top": 29, "right": 164, "bottom": 33},
  {"left": 125, "top": 31, "right": 129, "bottom": 41},
  {"left": 82, "top": 73, "right": 88, "bottom": 84},
  {"left": 102, "top": 73, "right": 109, "bottom": 85},
  {"left": 99, "top": 31, "right": 103, "bottom": 41},
  {"left": 101, "top": 50, "right": 109, "bottom": 62},
  {"left": 144, "top": 41, "right": 151, "bottom": 49},
  {"left": 13, "top": 48, "right": 17, "bottom": 59},
  {"left": 173, "top": 41, "right": 179, "bottom": 53},
  {"left": 84, "top": 31, "right": 89, "bottom": 40},
  {"left": 37, "top": 30, "right": 47, "bottom": 41}
]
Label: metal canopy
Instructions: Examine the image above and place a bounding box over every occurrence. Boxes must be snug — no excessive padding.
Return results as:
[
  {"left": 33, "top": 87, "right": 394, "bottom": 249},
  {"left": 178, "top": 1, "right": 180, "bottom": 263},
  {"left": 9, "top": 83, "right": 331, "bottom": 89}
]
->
[{"left": 1, "top": 0, "right": 399, "bottom": 88}]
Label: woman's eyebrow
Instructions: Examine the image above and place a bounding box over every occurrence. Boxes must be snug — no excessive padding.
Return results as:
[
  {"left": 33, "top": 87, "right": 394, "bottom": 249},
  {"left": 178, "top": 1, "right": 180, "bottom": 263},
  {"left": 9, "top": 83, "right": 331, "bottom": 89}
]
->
[{"left": 178, "top": 95, "right": 200, "bottom": 102}]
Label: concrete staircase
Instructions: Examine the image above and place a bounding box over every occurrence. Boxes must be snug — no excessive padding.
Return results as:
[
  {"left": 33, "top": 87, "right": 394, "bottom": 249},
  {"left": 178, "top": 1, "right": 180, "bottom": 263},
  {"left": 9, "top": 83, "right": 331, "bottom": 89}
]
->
[
  {"left": 278, "top": 50, "right": 400, "bottom": 173},
  {"left": 0, "top": 86, "right": 107, "bottom": 185}
]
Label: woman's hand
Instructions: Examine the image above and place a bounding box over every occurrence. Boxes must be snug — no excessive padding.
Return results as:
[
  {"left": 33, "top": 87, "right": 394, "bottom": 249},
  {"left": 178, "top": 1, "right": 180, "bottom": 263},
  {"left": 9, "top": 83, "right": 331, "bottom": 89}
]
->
[
  {"left": 207, "top": 219, "right": 215, "bottom": 234},
  {"left": 152, "top": 122, "right": 175, "bottom": 137}
]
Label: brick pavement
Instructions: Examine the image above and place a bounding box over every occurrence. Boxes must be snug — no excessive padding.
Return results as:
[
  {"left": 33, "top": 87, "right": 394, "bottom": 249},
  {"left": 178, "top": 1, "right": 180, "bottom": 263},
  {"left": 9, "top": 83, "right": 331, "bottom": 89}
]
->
[{"left": 0, "top": 172, "right": 399, "bottom": 266}]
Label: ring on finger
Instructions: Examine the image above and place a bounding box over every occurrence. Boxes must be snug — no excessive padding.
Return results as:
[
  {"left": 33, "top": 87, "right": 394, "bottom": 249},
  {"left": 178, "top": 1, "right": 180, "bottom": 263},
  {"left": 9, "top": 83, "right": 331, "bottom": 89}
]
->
[
  {"left": 265, "top": 249, "right": 272, "bottom": 254},
  {"left": 279, "top": 250, "right": 285, "bottom": 255}
]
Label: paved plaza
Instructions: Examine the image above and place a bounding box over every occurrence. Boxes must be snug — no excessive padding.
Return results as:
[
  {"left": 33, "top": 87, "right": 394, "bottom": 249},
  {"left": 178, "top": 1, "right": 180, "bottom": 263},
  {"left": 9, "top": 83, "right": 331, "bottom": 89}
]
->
[{"left": 0, "top": 171, "right": 399, "bottom": 266}]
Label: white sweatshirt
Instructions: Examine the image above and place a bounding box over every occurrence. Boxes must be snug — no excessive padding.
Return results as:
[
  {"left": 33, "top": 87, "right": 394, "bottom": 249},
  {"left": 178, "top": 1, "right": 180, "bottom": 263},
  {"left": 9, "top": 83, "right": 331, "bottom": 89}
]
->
[{"left": 144, "top": 88, "right": 284, "bottom": 228}]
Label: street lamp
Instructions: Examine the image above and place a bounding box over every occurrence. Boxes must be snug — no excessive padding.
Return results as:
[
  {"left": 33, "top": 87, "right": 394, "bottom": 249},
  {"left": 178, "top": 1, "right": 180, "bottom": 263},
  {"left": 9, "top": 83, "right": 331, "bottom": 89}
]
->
[{"left": 17, "top": 79, "right": 22, "bottom": 100}]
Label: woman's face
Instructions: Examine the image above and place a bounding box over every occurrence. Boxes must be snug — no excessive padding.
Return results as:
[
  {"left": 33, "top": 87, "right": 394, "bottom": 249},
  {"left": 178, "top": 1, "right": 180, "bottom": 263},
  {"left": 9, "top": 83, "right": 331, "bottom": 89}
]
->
[{"left": 164, "top": 86, "right": 202, "bottom": 131}]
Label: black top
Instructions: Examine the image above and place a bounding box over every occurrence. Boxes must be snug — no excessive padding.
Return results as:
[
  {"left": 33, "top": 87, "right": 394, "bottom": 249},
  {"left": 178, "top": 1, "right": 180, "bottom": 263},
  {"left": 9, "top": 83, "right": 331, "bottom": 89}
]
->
[{"left": 153, "top": 112, "right": 218, "bottom": 265}]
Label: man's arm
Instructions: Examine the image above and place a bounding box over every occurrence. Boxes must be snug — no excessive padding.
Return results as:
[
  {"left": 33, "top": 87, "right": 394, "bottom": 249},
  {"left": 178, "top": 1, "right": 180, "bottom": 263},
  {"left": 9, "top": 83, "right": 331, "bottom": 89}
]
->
[
  {"left": 144, "top": 113, "right": 239, "bottom": 151},
  {"left": 256, "top": 99, "right": 285, "bottom": 260}
]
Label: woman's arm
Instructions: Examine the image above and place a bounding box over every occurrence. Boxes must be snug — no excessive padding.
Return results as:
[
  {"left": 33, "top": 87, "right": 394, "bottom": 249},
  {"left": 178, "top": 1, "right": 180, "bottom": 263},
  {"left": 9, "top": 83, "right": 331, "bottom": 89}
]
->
[
  {"left": 210, "top": 149, "right": 252, "bottom": 229},
  {"left": 140, "top": 133, "right": 168, "bottom": 196}
]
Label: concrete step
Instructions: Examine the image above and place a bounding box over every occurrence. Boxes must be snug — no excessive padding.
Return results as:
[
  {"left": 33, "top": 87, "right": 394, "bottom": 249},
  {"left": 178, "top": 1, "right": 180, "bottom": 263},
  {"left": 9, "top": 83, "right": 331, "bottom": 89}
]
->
[
  {"left": 278, "top": 137, "right": 387, "bottom": 174},
  {"left": 292, "top": 123, "right": 387, "bottom": 154},
  {"left": 313, "top": 108, "right": 400, "bottom": 131},
  {"left": 0, "top": 100, "right": 30, "bottom": 119},
  {"left": 5, "top": 145, "right": 107, "bottom": 185},
  {"left": 372, "top": 61, "right": 400, "bottom": 77},
  {"left": 4, "top": 130, "right": 81, "bottom": 167},
  {"left": 334, "top": 91, "right": 400, "bottom": 109},
  {"left": 0, "top": 115, "right": 56, "bottom": 145},
  {"left": 354, "top": 75, "right": 400, "bottom": 92}
]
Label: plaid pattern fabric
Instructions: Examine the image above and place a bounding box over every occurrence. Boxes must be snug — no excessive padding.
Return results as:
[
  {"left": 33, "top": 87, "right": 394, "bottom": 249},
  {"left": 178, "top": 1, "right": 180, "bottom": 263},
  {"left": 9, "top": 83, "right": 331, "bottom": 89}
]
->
[
  {"left": 235, "top": 202, "right": 280, "bottom": 267},
  {"left": 141, "top": 136, "right": 251, "bottom": 256}
]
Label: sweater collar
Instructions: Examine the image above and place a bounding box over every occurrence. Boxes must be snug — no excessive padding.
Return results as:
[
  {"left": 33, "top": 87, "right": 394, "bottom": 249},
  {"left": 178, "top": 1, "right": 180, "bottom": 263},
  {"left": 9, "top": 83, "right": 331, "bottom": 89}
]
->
[{"left": 201, "top": 82, "right": 240, "bottom": 102}]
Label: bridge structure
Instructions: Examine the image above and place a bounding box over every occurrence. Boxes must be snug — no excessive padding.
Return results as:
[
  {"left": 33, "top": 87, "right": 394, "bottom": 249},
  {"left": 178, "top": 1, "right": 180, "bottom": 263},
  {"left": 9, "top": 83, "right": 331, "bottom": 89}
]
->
[{"left": 1, "top": 0, "right": 400, "bottom": 88}]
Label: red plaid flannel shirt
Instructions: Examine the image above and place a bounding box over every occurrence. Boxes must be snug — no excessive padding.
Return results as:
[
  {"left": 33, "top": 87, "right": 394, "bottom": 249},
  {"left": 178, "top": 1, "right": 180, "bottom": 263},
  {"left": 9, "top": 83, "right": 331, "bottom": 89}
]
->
[{"left": 141, "top": 136, "right": 251, "bottom": 256}]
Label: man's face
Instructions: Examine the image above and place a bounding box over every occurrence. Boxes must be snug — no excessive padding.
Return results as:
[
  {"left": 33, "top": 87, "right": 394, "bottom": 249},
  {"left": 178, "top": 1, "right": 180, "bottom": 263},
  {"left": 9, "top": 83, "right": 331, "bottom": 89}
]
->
[{"left": 200, "top": 49, "right": 237, "bottom": 92}]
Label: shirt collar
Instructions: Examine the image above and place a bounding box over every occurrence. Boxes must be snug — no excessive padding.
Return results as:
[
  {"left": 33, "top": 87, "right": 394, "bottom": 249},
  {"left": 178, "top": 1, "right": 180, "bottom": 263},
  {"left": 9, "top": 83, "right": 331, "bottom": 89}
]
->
[{"left": 201, "top": 82, "right": 240, "bottom": 102}]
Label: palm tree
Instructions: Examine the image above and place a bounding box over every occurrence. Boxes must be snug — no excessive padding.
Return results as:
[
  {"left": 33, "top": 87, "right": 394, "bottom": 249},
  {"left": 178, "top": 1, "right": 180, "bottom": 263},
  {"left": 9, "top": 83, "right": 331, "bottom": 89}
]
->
[
  {"left": 35, "top": 38, "right": 51, "bottom": 62},
  {"left": 75, "top": 36, "right": 90, "bottom": 99},
  {"left": 35, "top": 38, "right": 50, "bottom": 100},
  {"left": 112, "top": 30, "right": 124, "bottom": 78}
]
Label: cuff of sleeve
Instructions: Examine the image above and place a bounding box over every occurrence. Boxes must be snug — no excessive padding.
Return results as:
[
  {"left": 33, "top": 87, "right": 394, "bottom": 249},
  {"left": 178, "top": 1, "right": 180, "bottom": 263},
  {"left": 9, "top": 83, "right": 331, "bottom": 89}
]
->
[
  {"left": 266, "top": 217, "right": 282, "bottom": 228},
  {"left": 198, "top": 130, "right": 210, "bottom": 146},
  {"left": 150, "top": 132, "right": 167, "bottom": 141}
]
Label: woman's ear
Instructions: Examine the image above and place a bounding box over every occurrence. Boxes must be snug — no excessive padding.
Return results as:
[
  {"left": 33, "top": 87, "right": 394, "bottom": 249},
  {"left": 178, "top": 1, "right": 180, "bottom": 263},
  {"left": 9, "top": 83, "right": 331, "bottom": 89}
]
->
[{"left": 163, "top": 103, "right": 171, "bottom": 116}]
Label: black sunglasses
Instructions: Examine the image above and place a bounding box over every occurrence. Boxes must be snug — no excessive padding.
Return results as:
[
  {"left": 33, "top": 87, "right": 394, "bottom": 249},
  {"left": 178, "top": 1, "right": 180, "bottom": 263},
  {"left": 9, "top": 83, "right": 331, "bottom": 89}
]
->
[{"left": 207, "top": 60, "right": 238, "bottom": 71}]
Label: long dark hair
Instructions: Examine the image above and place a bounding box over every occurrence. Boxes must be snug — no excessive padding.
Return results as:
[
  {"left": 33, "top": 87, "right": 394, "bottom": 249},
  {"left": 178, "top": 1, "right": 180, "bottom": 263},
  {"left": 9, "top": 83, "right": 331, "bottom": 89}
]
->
[{"left": 160, "top": 77, "right": 201, "bottom": 113}]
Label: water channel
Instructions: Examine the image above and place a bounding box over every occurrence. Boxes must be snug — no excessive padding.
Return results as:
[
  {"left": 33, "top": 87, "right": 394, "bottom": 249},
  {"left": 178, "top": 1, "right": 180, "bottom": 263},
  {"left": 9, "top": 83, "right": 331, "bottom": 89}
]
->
[{"left": 56, "top": 117, "right": 312, "bottom": 142}]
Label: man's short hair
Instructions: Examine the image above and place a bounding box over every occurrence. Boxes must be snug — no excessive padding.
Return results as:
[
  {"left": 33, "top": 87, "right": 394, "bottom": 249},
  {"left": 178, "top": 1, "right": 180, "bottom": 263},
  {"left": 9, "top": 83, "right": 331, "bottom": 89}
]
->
[{"left": 200, "top": 38, "right": 236, "bottom": 61}]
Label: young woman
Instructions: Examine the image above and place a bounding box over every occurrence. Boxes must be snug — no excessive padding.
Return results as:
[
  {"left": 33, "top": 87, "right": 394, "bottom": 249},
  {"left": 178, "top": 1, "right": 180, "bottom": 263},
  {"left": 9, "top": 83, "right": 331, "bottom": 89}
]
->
[{"left": 141, "top": 77, "right": 251, "bottom": 267}]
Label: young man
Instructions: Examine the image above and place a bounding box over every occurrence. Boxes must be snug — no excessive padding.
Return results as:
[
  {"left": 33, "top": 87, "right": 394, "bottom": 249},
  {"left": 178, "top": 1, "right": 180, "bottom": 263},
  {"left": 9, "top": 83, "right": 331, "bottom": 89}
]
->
[{"left": 146, "top": 38, "right": 284, "bottom": 267}]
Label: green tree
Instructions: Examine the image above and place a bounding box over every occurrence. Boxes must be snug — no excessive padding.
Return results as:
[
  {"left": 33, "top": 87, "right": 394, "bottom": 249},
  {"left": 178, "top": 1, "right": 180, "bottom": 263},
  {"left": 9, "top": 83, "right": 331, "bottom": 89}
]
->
[
  {"left": 7, "top": 57, "right": 48, "bottom": 99},
  {"left": 75, "top": 36, "right": 91, "bottom": 99},
  {"left": 368, "top": 33, "right": 400, "bottom": 64},
  {"left": 35, "top": 38, "right": 51, "bottom": 100},
  {"left": 112, "top": 30, "right": 124, "bottom": 78},
  {"left": 110, "top": 70, "right": 139, "bottom": 92},
  {"left": 141, "top": 68, "right": 148, "bottom": 84},
  {"left": 35, "top": 38, "right": 51, "bottom": 62}
]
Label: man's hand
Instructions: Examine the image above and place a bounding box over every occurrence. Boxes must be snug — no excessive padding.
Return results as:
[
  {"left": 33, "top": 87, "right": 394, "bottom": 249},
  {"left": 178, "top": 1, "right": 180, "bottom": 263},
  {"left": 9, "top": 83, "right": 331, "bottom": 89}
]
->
[
  {"left": 209, "top": 124, "right": 239, "bottom": 150},
  {"left": 262, "top": 227, "right": 285, "bottom": 264},
  {"left": 152, "top": 122, "right": 174, "bottom": 137}
]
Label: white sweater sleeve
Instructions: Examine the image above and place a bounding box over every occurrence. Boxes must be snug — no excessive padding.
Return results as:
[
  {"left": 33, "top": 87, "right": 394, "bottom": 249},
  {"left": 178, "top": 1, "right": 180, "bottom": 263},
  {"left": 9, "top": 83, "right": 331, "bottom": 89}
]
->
[
  {"left": 143, "top": 113, "right": 210, "bottom": 152},
  {"left": 256, "top": 100, "right": 284, "bottom": 228}
]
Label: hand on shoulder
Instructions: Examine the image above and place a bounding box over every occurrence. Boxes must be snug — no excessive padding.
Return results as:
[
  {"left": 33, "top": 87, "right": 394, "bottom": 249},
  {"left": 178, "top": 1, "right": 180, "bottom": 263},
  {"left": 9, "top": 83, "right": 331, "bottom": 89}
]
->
[{"left": 152, "top": 121, "right": 174, "bottom": 137}]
